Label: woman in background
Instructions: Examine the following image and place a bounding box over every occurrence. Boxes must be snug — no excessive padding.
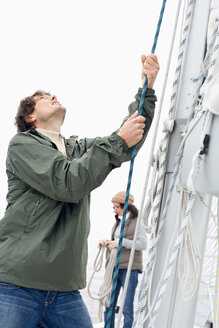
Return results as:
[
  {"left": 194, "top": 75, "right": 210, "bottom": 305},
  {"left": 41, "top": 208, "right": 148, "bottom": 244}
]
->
[{"left": 99, "top": 191, "right": 147, "bottom": 328}]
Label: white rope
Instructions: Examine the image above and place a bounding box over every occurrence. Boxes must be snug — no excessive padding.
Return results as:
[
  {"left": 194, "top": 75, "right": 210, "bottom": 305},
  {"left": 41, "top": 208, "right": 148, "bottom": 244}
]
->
[
  {"left": 148, "top": 191, "right": 196, "bottom": 328},
  {"left": 130, "top": 106, "right": 205, "bottom": 327},
  {"left": 133, "top": 1, "right": 195, "bottom": 326},
  {"left": 134, "top": 7, "right": 219, "bottom": 328},
  {"left": 130, "top": 186, "right": 197, "bottom": 328},
  {"left": 143, "top": 151, "right": 160, "bottom": 233},
  {"left": 213, "top": 199, "right": 219, "bottom": 327},
  {"left": 137, "top": 186, "right": 185, "bottom": 326},
  {"left": 177, "top": 191, "right": 201, "bottom": 301},
  {"left": 90, "top": 6, "right": 219, "bottom": 328},
  {"left": 114, "top": 2, "right": 183, "bottom": 327},
  {"left": 146, "top": 29, "right": 219, "bottom": 328},
  {"left": 87, "top": 245, "right": 117, "bottom": 321},
  {"left": 196, "top": 196, "right": 218, "bottom": 326}
]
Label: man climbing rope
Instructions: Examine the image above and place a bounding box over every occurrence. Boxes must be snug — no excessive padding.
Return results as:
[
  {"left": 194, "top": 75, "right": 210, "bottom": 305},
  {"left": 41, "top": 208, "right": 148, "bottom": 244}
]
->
[{"left": 0, "top": 53, "right": 159, "bottom": 328}]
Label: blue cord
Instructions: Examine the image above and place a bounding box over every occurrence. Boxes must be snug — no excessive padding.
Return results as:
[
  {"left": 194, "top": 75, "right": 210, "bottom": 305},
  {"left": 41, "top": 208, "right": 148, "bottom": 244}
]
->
[{"left": 106, "top": 1, "right": 167, "bottom": 327}]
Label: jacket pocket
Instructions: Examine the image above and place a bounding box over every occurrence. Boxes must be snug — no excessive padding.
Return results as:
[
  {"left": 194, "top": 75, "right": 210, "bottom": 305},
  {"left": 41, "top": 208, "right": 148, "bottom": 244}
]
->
[{"left": 24, "top": 198, "right": 42, "bottom": 232}]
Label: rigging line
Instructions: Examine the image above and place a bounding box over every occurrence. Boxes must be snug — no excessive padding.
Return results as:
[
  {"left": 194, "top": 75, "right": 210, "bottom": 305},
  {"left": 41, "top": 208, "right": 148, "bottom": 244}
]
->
[
  {"left": 115, "top": 0, "right": 183, "bottom": 327},
  {"left": 177, "top": 192, "right": 201, "bottom": 301},
  {"left": 134, "top": 109, "right": 206, "bottom": 325},
  {"left": 105, "top": 1, "right": 168, "bottom": 327},
  {"left": 148, "top": 192, "right": 197, "bottom": 328},
  {"left": 144, "top": 13, "right": 219, "bottom": 328},
  {"left": 87, "top": 246, "right": 117, "bottom": 298},
  {"left": 87, "top": 246, "right": 106, "bottom": 301},
  {"left": 136, "top": 86, "right": 215, "bottom": 321},
  {"left": 213, "top": 200, "right": 219, "bottom": 327},
  {"left": 87, "top": 246, "right": 117, "bottom": 321},
  {"left": 136, "top": 187, "right": 185, "bottom": 326},
  {"left": 134, "top": 1, "right": 195, "bottom": 325},
  {"left": 134, "top": 110, "right": 205, "bottom": 326}
]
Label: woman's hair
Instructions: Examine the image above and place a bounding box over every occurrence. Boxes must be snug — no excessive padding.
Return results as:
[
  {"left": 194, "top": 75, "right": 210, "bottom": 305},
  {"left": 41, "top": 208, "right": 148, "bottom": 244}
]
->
[
  {"left": 115, "top": 204, "right": 138, "bottom": 222},
  {"left": 15, "top": 90, "right": 50, "bottom": 132},
  {"left": 119, "top": 203, "right": 138, "bottom": 218},
  {"left": 114, "top": 203, "right": 139, "bottom": 237}
]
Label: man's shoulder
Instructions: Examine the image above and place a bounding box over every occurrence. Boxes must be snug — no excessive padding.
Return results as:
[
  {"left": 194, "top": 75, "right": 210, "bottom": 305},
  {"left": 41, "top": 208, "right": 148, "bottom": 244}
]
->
[
  {"left": 9, "top": 129, "right": 51, "bottom": 146},
  {"left": 9, "top": 131, "right": 29, "bottom": 144}
]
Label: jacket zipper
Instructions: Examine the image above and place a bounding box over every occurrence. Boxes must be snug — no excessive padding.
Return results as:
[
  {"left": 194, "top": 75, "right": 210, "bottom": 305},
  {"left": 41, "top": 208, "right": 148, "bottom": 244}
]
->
[{"left": 32, "top": 199, "right": 40, "bottom": 216}]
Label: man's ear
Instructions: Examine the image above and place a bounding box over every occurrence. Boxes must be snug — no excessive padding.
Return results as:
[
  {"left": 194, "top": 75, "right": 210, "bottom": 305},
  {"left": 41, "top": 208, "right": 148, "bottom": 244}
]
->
[{"left": 25, "top": 114, "right": 36, "bottom": 123}]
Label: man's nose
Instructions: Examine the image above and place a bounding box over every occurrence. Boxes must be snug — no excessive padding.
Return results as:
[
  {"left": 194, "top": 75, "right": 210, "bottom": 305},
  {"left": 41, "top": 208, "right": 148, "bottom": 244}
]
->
[{"left": 51, "top": 95, "right": 57, "bottom": 101}]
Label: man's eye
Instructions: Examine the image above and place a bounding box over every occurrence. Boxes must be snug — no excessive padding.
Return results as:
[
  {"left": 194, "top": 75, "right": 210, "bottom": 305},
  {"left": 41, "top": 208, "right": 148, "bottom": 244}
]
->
[{"left": 38, "top": 95, "right": 50, "bottom": 101}]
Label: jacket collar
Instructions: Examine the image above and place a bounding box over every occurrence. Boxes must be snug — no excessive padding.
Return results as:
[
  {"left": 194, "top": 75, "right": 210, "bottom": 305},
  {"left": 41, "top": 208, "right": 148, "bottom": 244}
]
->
[{"left": 28, "top": 127, "right": 77, "bottom": 157}]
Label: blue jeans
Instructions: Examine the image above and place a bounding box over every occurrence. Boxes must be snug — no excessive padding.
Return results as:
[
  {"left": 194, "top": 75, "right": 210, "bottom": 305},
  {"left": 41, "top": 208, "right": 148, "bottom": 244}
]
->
[
  {"left": 0, "top": 282, "right": 93, "bottom": 328},
  {"left": 104, "top": 269, "right": 138, "bottom": 328}
]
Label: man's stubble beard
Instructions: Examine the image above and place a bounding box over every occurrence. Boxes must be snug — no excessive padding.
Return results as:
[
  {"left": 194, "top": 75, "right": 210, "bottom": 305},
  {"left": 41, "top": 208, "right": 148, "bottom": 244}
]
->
[{"left": 56, "top": 105, "right": 66, "bottom": 125}]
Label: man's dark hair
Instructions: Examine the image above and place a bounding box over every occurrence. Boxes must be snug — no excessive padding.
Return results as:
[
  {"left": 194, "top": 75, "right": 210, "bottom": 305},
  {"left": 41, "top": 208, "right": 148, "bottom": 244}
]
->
[{"left": 15, "top": 90, "right": 50, "bottom": 132}]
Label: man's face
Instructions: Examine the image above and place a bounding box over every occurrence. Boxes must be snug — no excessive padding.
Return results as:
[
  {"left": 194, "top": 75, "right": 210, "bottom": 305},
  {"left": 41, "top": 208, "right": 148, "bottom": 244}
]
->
[{"left": 32, "top": 93, "right": 66, "bottom": 127}]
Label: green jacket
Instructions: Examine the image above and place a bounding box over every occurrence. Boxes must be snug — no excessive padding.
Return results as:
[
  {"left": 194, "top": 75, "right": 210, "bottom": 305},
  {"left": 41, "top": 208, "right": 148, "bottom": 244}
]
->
[{"left": 0, "top": 88, "right": 156, "bottom": 291}]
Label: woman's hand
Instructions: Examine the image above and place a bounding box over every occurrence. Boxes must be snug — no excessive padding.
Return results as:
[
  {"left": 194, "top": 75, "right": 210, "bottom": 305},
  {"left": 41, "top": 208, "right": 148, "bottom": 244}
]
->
[
  {"left": 97, "top": 240, "right": 105, "bottom": 248},
  {"left": 97, "top": 240, "right": 109, "bottom": 248},
  {"left": 107, "top": 240, "right": 116, "bottom": 251}
]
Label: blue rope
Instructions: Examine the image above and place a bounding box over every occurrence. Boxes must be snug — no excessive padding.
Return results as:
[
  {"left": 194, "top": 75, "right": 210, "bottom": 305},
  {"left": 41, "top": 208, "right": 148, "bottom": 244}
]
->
[{"left": 106, "top": 1, "right": 167, "bottom": 327}]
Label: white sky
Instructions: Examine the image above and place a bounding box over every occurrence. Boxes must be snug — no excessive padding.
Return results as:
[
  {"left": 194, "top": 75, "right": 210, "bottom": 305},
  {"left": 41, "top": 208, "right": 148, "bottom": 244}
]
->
[
  {"left": 0, "top": 0, "right": 182, "bottom": 285},
  {"left": 0, "top": 0, "right": 182, "bottom": 322},
  {"left": 0, "top": 0, "right": 179, "bottom": 226}
]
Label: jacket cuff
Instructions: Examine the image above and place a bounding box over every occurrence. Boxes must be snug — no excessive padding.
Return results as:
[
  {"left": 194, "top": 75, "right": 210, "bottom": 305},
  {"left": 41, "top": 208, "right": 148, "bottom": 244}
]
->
[
  {"left": 108, "top": 132, "right": 129, "bottom": 152},
  {"left": 135, "top": 87, "right": 155, "bottom": 102}
]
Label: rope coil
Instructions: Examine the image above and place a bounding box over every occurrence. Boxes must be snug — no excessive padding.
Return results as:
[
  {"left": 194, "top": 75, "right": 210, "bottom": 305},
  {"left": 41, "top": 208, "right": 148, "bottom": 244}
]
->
[{"left": 88, "top": 245, "right": 117, "bottom": 321}]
